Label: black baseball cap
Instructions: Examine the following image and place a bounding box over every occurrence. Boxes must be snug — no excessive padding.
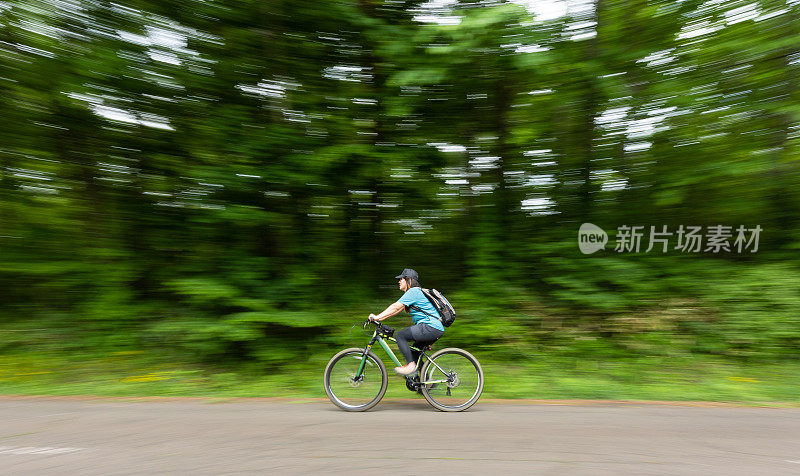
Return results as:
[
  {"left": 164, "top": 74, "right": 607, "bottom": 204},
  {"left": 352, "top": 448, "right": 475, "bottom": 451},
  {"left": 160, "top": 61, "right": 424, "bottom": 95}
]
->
[{"left": 394, "top": 268, "right": 419, "bottom": 280}]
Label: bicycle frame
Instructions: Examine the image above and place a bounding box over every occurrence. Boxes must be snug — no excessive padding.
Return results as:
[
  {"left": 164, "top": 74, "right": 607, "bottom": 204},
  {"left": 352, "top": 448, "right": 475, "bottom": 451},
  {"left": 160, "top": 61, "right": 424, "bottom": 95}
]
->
[{"left": 356, "top": 326, "right": 451, "bottom": 385}]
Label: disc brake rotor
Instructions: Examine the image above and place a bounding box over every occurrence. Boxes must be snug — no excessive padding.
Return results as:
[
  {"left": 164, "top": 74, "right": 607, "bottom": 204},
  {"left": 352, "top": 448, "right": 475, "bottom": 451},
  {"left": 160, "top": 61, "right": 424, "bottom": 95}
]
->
[{"left": 446, "top": 372, "right": 460, "bottom": 388}]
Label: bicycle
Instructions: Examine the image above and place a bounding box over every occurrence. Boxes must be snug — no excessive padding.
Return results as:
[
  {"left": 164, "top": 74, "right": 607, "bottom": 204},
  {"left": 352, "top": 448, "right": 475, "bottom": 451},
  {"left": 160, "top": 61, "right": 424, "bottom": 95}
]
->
[{"left": 323, "top": 320, "right": 483, "bottom": 412}]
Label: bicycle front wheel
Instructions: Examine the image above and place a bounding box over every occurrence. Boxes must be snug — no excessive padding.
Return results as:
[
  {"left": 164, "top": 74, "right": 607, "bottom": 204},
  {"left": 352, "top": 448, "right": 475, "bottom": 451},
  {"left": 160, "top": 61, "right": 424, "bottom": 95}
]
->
[
  {"left": 420, "top": 348, "right": 483, "bottom": 412},
  {"left": 324, "top": 348, "right": 388, "bottom": 412}
]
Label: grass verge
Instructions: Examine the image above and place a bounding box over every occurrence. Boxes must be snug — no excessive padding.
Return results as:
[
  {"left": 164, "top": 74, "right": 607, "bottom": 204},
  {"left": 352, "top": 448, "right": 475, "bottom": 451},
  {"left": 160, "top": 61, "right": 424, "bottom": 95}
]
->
[{"left": 1, "top": 350, "right": 798, "bottom": 405}]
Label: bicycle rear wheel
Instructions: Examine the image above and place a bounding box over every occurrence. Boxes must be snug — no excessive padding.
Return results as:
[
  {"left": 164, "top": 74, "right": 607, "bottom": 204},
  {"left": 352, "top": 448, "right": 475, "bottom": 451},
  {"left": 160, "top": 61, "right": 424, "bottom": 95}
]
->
[
  {"left": 420, "top": 348, "right": 483, "bottom": 412},
  {"left": 324, "top": 348, "right": 388, "bottom": 412}
]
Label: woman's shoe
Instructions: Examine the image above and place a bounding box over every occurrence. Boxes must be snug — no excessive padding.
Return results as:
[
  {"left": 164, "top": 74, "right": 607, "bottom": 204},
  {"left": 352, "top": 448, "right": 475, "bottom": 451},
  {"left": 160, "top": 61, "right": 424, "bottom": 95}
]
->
[{"left": 394, "top": 362, "right": 417, "bottom": 375}]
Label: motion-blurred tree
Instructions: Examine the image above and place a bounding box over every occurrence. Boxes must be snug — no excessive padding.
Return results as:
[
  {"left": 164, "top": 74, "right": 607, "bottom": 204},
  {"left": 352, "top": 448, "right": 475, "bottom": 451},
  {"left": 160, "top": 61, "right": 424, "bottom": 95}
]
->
[{"left": 1, "top": 0, "right": 799, "bottom": 363}]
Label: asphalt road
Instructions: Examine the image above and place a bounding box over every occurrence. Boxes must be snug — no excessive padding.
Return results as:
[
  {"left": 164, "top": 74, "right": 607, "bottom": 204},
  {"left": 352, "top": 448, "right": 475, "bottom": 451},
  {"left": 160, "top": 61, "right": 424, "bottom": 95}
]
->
[{"left": 1, "top": 397, "right": 799, "bottom": 475}]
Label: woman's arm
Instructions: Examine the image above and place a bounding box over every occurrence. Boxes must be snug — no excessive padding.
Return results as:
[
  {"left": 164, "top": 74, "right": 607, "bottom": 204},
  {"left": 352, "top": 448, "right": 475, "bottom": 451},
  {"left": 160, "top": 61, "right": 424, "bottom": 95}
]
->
[{"left": 369, "top": 301, "right": 405, "bottom": 322}]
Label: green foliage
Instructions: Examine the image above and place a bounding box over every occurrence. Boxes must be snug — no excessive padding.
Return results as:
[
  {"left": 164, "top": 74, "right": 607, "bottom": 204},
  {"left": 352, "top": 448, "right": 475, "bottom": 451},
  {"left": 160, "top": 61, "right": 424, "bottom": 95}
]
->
[
  {"left": 696, "top": 263, "right": 800, "bottom": 359},
  {"left": 1, "top": 0, "right": 799, "bottom": 400}
]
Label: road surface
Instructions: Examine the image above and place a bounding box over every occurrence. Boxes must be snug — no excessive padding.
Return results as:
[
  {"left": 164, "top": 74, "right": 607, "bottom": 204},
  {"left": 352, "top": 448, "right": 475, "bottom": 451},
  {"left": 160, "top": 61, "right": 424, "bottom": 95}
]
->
[{"left": 1, "top": 397, "right": 799, "bottom": 475}]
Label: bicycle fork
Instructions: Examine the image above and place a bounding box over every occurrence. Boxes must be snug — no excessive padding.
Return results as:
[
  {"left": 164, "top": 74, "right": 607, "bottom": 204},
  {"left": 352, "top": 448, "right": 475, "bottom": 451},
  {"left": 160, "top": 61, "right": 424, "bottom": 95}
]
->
[{"left": 355, "top": 342, "right": 374, "bottom": 380}]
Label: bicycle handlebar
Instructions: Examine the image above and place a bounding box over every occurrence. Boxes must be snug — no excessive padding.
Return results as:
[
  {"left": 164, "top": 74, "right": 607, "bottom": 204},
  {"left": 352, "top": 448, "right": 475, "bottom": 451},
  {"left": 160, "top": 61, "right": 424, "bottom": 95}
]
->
[{"left": 363, "top": 319, "right": 395, "bottom": 337}]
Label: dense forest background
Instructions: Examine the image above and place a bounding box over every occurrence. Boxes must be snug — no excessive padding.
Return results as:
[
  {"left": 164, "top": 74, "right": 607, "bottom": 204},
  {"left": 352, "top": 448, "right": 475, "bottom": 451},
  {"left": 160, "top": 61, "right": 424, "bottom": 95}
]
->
[{"left": 1, "top": 0, "right": 799, "bottom": 397}]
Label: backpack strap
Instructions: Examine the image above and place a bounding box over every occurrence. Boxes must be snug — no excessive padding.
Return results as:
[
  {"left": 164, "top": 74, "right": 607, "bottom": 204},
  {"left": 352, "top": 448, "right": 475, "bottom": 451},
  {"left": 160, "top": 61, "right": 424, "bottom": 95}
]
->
[{"left": 408, "top": 304, "right": 443, "bottom": 323}]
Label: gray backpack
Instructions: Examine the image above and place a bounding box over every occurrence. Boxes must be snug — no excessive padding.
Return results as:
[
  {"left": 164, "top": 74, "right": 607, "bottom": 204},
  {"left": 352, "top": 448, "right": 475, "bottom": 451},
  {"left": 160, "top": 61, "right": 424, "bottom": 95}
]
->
[{"left": 409, "top": 288, "right": 456, "bottom": 327}]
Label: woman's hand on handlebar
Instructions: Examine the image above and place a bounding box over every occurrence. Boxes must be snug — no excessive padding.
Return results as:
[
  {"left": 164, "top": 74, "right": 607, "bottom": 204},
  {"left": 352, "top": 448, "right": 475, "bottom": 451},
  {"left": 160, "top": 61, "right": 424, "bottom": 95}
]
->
[{"left": 364, "top": 314, "right": 380, "bottom": 330}]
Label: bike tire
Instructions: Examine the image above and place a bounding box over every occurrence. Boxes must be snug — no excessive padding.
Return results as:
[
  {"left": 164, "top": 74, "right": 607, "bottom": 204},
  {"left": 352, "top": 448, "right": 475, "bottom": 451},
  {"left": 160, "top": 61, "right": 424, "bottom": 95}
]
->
[
  {"left": 420, "top": 347, "right": 483, "bottom": 412},
  {"left": 323, "top": 348, "right": 388, "bottom": 412}
]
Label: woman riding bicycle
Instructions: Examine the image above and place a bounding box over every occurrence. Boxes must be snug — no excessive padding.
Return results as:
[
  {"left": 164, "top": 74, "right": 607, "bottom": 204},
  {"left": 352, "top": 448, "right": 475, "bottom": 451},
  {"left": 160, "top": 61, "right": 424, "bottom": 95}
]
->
[{"left": 368, "top": 268, "right": 445, "bottom": 375}]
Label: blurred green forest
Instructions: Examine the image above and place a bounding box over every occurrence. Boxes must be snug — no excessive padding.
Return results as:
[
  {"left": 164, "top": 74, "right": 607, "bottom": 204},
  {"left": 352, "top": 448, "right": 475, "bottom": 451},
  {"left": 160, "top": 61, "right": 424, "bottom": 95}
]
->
[{"left": 1, "top": 0, "right": 799, "bottom": 399}]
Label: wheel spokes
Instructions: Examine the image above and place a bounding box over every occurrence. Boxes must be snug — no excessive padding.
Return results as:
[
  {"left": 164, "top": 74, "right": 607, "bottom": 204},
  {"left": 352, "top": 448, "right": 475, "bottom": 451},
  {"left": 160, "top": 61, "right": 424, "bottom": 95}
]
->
[
  {"left": 328, "top": 352, "right": 384, "bottom": 408},
  {"left": 424, "top": 353, "right": 481, "bottom": 408}
]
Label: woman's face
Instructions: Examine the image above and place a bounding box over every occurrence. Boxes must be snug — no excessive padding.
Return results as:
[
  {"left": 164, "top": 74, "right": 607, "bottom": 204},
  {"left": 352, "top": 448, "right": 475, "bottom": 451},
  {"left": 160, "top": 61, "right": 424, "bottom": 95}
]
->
[{"left": 398, "top": 278, "right": 408, "bottom": 292}]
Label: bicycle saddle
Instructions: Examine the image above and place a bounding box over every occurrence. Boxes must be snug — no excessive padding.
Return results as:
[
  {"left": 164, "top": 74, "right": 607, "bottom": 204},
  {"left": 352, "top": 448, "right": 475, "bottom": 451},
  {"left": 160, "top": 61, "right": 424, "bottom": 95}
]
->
[{"left": 417, "top": 340, "right": 437, "bottom": 351}]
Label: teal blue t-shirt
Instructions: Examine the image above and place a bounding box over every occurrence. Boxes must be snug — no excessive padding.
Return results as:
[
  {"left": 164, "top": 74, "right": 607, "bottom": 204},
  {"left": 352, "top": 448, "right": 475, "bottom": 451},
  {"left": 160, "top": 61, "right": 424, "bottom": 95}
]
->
[{"left": 398, "top": 287, "right": 445, "bottom": 331}]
